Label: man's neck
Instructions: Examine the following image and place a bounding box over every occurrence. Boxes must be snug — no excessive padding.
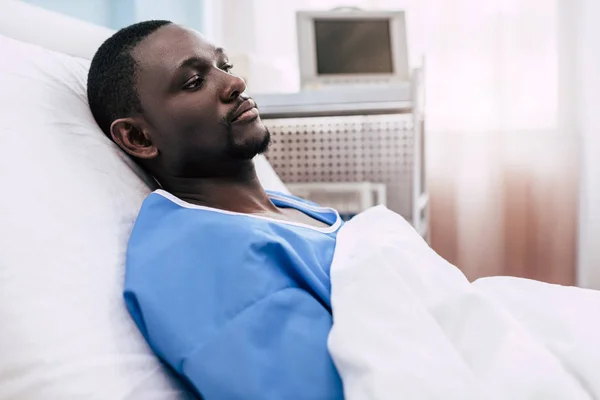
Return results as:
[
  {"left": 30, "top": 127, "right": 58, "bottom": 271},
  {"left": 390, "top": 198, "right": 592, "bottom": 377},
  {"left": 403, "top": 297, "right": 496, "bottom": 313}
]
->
[{"left": 158, "top": 163, "right": 279, "bottom": 214}]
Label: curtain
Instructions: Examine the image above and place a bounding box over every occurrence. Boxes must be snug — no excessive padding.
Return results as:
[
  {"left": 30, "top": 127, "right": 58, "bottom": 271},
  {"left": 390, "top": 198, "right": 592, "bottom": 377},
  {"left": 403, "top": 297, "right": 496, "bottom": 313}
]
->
[
  {"left": 399, "top": 0, "right": 577, "bottom": 284},
  {"left": 227, "top": 0, "right": 578, "bottom": 284},
  {"left": 414, "top": 0, "right": 578, "bottom": 284}
]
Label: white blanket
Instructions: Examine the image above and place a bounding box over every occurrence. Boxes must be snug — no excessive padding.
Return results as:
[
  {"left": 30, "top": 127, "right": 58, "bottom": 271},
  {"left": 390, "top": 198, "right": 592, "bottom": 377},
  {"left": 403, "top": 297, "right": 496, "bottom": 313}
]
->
[{"left": 328, "top": 206, "right": 600, "bottom": 400}]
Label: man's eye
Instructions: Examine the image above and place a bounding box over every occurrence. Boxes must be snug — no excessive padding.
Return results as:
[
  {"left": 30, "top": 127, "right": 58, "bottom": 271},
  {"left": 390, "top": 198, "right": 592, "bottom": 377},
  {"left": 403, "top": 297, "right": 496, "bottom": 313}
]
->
[
  {"left": 183, "top": 76, "right": 203, "bottom": 90},
  {"left": 221, "top": 63, "right": 234, "bottom": 73}
]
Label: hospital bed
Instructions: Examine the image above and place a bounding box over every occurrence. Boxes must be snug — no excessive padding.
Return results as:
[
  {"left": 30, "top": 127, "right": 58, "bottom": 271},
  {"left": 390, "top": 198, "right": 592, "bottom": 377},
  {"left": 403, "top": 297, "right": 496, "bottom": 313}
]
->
[
  {"left": 0, "top": 1, "right": 286, "bottom": 398},
  {"left": 4, "top": 3, "right": 600, "bottom": 399}
]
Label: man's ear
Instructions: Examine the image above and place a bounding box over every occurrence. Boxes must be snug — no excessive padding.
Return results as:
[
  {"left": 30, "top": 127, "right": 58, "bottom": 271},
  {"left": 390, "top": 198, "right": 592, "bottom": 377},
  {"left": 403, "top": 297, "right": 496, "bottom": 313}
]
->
[{"left": 109, "top": 118, "right": 158, "bottom": 159}]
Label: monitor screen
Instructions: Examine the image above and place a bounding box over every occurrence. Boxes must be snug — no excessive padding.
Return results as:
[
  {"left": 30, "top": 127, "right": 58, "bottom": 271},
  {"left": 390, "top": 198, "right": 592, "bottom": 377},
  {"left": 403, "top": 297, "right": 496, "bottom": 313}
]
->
[{"left": 314, "top": 19, "right": 394, "bottom": 75}]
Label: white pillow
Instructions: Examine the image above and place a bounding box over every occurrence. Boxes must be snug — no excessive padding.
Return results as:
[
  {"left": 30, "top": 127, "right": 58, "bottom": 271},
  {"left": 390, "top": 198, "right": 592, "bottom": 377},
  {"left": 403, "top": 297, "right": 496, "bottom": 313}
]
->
[{"left": 0, "top": 34, "right": 285, "bottom": 399}]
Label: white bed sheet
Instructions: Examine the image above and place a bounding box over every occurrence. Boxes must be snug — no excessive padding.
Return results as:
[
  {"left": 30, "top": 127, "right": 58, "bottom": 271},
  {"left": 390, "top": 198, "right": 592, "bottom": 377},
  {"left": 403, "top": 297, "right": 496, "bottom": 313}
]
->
[{"left": 329, "top": 206, "right": 600, "bottom": 400}]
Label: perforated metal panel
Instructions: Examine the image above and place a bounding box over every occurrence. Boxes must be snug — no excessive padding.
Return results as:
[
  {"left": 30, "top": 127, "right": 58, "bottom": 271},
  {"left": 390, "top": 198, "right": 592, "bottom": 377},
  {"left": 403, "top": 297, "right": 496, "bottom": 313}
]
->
[{"left": 263, "top": 114, "right": 415, "bottom": 219}]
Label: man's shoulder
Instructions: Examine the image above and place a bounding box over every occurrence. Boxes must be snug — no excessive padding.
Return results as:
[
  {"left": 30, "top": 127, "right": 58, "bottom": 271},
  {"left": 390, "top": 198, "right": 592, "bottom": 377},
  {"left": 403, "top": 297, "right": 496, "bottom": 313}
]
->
[
  {"left": 126, "top": 192, "right": 261, "bottom": 276},
  {"left": 134, "top": 190, "right": 256, "bottom": 236}
]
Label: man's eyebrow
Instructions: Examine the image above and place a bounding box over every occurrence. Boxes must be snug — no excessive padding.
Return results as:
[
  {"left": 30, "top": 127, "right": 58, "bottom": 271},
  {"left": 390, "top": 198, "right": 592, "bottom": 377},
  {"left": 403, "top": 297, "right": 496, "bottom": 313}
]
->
[
  {"left": 175, "top": 49, "right": 227, "bottom": 71},
  {"left": 176, "top": 56, "right": 203, "bottom": 71},
  {"left": 214, "top": 47, "right": 230, "bottom": 60}
]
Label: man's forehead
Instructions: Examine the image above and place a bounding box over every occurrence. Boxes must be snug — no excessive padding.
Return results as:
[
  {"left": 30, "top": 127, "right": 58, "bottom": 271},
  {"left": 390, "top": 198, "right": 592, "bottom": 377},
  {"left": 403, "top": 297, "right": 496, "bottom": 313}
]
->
[{"left": 133, "top": 24, "right": 218, "bottom": 70}]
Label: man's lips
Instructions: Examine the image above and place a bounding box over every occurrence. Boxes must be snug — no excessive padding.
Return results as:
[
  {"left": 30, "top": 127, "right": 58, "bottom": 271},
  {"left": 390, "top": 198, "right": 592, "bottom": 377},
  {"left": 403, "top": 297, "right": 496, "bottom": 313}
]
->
[
  {"left": 230, "top": 99, "right": 258, "bottom": 123},
  {"left": 232, "top": 108, "right": 259, "bottom": 123}
]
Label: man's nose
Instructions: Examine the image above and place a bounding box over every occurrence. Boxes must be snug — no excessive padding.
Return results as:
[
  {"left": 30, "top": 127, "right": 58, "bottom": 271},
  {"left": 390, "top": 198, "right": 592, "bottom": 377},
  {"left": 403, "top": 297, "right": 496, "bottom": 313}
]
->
[{"left": 220, "top": 73, "right": 247, "bottom": 103}]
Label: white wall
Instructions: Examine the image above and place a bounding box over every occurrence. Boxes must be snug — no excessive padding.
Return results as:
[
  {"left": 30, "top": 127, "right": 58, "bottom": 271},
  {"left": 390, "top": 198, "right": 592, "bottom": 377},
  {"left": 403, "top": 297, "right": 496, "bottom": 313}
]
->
[
  {"left": 21, "top": 0, "right": 208, "bottom": 32},
  {"left": 576, "top": 0, "right": 600, "bottom": 288},
  {"left": 134, "top": 0, "right": 203, "bottom": 30},
  {"left": 23, "top": 0, "right": 112, "bottom": 27}
]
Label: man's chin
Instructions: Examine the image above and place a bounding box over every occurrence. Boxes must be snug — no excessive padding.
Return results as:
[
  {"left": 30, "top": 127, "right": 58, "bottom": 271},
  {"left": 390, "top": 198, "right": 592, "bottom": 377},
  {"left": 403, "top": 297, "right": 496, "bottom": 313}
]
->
[{"left": 228, "top": 128, "right": 271, "bottom": 160}]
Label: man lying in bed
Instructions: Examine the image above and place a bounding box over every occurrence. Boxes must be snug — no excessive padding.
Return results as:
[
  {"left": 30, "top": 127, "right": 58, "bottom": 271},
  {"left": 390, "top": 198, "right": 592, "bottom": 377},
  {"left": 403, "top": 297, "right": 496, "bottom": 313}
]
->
[{"left": 87, "top": 21, "right": 344, "bottom": 400}]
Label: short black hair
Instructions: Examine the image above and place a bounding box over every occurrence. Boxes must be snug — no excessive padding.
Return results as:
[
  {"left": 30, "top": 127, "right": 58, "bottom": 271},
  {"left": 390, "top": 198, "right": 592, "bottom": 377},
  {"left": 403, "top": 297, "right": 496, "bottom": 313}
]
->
[{"left": 87, "top": 20, "right": 172, "bottom": 137}]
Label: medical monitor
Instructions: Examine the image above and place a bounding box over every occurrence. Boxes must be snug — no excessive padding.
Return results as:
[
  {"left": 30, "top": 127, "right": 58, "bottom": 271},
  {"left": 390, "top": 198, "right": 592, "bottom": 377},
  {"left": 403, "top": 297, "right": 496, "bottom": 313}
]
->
[{"left": 297, "top": 10, "right": 409, "bottom": 89}]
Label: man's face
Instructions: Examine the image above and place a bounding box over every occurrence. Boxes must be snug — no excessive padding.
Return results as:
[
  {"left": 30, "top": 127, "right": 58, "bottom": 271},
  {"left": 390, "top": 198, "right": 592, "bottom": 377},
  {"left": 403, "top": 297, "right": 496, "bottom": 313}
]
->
[{"left": 132, "top": 24, "right": 270, "bottom": 177}]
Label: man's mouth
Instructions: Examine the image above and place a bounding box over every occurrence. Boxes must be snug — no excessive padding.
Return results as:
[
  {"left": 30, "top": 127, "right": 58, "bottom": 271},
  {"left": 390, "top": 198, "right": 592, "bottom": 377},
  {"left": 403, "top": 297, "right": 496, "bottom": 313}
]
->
[
  {"left": 230, "top": 99, "right": 259, "bottom": 123},
  {"left": 232, "top": 107, "right": 259, "bottom": 123}
]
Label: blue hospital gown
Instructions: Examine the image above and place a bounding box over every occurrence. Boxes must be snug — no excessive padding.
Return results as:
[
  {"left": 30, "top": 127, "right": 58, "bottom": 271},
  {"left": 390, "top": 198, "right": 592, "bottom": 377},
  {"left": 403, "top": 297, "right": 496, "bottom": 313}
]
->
[{"left": 124, "top": 189, "right": 345, "bottom": 400}]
